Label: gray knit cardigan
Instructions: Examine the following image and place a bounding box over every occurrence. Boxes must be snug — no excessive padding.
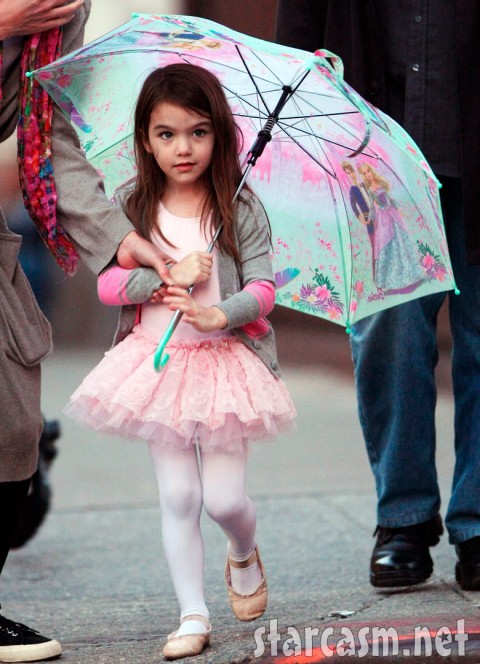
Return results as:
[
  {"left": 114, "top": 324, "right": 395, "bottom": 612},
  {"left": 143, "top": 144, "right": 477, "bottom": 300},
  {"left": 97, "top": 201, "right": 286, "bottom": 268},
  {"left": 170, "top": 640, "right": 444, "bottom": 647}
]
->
[{"left": 105, "top": 194, "right": 281, "bottom": 377}]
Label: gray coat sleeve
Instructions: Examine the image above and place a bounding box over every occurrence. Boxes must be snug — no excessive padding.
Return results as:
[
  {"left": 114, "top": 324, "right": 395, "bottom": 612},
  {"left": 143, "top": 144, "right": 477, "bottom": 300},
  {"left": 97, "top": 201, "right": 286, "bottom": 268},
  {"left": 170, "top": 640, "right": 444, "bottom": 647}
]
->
[
  {"left": 50, "top": 1, "right": 135, "bottom": 275},
  {"left": 215, "top": 196, "right": 275, "bottom": 329},
  {"left": 98, "top": 263, "right": 163, "bottom": 305},
  {"left": 124, "top": 267, "right": 163, "bottom": 303}
]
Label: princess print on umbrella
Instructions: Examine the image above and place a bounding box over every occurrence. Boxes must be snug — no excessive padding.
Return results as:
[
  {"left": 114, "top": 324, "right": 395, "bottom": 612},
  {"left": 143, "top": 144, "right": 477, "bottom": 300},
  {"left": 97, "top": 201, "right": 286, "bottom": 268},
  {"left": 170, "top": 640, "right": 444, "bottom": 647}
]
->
[{"left": 358, "top": 162, "right": 424, "bottom": 293}]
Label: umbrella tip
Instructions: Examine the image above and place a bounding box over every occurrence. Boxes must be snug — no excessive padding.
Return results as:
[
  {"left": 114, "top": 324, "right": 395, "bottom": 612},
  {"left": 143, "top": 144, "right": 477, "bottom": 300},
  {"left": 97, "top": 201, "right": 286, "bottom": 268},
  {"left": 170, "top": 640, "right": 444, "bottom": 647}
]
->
[
  {"left": 454, "top": 287, "right": 461, "bottom": 295},
  {"left": 26, "top": 71, "right": 33, "bottom": 78},
  {"left": 345, "top": 324, "right": 352, "bottom": 335},
  {"left": 131, "top": 12, "right": 139, "bottom": 18}
]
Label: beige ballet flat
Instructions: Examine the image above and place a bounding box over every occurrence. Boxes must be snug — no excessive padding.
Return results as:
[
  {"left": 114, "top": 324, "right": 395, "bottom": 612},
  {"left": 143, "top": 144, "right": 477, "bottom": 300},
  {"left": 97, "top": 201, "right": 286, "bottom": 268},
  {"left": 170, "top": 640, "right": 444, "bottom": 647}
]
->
[
  {"left": 225, "top": 546, "right": 268, "bottom": 621},
  {"left": 162, "top": 615, "right": 211, "bottom": 660}
]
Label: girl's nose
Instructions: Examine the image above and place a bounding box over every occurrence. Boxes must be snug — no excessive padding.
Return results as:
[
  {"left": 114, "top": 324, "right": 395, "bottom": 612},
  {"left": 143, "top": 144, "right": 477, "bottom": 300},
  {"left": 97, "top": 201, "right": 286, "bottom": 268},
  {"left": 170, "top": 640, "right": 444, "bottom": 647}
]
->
[{"left": 176, "top": 135, "right": 192, "bottom": 155}]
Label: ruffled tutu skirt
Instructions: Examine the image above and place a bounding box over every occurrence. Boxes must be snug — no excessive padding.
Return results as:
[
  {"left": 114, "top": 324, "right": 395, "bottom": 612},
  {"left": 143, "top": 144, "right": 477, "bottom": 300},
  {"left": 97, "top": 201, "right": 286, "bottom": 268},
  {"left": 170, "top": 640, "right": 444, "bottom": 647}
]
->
[{"left": 65, "top": 326, "right": 296, "bottom": 453}]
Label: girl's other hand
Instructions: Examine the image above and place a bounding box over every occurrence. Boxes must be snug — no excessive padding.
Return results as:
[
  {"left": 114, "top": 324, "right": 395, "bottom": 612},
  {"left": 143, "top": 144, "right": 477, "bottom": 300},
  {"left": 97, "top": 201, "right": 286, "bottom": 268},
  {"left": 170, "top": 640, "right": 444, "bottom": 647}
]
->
[
  {"left": 0, "top": 0, "right": 84, "bottom": 39},
  {"left": 149, "top": 286, "right": 168, "bottom": 303},
  {"left": 169, "top": 251, "right": 213, "bottom": 288},
  {"left": 163, "top": 286, "right": 227, "bottom": 332}
]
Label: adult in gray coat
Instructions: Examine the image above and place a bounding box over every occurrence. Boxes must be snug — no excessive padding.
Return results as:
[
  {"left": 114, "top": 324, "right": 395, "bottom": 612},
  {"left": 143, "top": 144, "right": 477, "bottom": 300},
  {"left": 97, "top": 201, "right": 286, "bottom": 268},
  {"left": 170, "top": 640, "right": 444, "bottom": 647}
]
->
[{"left": 0, "top": 1, "right": 171, "bottom": 660}]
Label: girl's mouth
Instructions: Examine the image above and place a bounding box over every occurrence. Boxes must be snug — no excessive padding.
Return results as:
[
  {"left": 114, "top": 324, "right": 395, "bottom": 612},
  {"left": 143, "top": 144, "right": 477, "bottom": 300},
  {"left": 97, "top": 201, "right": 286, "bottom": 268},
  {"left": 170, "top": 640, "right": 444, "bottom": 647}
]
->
[{"left": 175, "top": 162, "right": 195, "bottom": 171}]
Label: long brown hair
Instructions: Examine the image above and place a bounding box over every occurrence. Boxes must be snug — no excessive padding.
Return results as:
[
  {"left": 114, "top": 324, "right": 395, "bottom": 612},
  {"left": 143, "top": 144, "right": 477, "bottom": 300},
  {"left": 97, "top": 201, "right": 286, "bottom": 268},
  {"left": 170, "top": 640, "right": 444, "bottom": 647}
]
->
[{"left": 124, "top": 63, "right": 249, "bottom": 259}]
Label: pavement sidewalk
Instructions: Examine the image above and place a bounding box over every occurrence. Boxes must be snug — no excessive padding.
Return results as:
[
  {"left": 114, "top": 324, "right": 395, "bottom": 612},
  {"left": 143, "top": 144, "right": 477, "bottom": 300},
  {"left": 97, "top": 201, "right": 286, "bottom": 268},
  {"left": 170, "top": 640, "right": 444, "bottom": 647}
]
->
[{"left": 2, "top": 346, "right": 479, "bottom": 663}]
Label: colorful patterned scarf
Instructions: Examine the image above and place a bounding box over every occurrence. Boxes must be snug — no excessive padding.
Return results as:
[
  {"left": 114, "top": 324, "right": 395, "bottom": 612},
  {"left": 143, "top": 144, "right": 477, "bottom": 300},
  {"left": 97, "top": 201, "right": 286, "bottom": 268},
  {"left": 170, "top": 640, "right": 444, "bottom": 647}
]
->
[{"left": 1, "top": 31, "right": 79, "bottom": 275}]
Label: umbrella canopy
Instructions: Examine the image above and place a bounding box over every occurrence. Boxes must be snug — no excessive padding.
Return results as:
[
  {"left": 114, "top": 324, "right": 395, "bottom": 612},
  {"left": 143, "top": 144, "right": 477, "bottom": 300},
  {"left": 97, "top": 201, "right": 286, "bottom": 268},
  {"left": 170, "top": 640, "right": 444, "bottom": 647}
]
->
[{"left": 32, "top": 13, "right": 457, "bottom": 330}]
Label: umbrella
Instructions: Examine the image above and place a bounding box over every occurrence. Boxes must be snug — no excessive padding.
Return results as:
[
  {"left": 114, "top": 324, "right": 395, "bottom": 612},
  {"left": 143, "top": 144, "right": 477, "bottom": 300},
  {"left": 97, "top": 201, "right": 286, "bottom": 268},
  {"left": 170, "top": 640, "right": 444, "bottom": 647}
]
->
[{"left": 31, "top": 14, "right": 457, "bottom": 352}]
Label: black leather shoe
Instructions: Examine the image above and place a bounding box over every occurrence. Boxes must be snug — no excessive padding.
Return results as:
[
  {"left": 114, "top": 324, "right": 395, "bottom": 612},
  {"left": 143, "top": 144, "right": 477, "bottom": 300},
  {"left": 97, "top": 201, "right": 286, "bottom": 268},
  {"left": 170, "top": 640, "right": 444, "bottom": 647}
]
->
[
  {"left": 455, "top": 536, "right": 480, "bottom": 590},
  {"left": 370, "top": 514, "right": 443, "bottom": 588}
]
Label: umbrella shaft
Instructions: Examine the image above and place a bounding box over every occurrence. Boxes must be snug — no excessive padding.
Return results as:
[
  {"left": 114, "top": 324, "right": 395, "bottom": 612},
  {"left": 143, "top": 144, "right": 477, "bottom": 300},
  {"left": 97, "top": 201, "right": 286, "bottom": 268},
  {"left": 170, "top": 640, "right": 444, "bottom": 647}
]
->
[
  {"left": 272, "top": 85, "right": 293, "bottom": 118},
  {"left": 248, "top": 86, "right": 294, "bottom": 166}
]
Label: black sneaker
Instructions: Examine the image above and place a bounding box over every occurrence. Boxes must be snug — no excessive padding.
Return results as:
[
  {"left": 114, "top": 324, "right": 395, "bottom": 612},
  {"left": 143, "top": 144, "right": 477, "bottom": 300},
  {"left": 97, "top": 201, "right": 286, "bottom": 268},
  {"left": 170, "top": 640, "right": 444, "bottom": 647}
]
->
[
  {"left": 455, "top": 536, "right": 480, "bottom": 591},
  {"left": 0, "top": 613, "right": 61, "bottom": 662},
  {"left": 370, "top": 514, "right": 444, "bottom": 588}
]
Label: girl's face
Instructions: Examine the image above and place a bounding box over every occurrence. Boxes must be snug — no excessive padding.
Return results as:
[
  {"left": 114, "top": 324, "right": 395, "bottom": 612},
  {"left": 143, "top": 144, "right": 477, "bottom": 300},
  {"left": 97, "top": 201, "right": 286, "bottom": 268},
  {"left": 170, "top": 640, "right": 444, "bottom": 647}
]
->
[{"left": 143, "top": 102, "right": 215, "bottom": 190}]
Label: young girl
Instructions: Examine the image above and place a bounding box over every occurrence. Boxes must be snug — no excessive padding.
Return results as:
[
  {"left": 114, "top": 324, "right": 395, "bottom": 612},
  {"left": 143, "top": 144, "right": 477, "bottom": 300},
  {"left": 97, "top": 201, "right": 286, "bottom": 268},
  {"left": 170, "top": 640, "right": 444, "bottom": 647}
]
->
[{"left": 65, "top": 64, "right": 296, "bottom": 660}]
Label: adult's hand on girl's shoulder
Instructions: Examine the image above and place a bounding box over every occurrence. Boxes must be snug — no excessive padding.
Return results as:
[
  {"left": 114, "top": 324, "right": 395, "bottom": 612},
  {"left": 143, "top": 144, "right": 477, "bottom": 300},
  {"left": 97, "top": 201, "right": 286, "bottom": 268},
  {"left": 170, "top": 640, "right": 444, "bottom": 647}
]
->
[
  {"left": 116, "top": 231, "right": 174, "bottom": 285},
  {"left": 0, "top": 0, "right": 84, "bottom": 39}
]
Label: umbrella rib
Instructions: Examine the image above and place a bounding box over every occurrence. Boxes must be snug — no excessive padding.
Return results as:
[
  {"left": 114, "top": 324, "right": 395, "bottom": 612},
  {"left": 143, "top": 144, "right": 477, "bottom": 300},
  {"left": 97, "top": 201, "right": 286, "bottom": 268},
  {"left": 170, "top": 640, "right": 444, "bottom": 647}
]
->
[
  {"left": 223, "top": 86, "right": 267, "bottom": 125},
  {"left": 272, "top": 107, "right": 375, "bottom": 157},
  {"left": 226, "top": 86, "right": 347, "bottom": 106},
  {"left": 234, "top": 45, "right": 275, "bottom": 117},
  {"left": 83, "top": 138, "right": 135, "bottom": 163},
  {"left": 276, "top": 124, "right": 337, "bottom": 177},
  {"left": 275, "top": 117, "right": 375, "bottom": 152},
  {"left": 234, "top": 110, "right": 360, "bottom": 120},
  {"left": 230, "top": 100, "right": 375, "bottom": 166},
  {"left": 219, "top": 61, "right": 371, "bottom": 153},
  {"left": 231, "top": 46, "right": 337, "bottom": 169},
  {"left": 287, "top": 87, "right": 370, "bottom": 149},
  {"left": 276, "top": 121, "right": 376, "bottom": 157},
  {"left": 176, "top": 48, "right": 283, "bottom": 125},
  {"left": 177, "top": 49, "right": 292, "bottom": 102},
  {"left": 177, "top": 49, "right": 276, "bottom": 130},
  {"left": 243, "top": 46, "right": 291, "bottom": 87},
  {"left": 177, "top": 51, "right": 252, "bottom": 77},
  {"left": 183, "top": 49, "right": 374, "bottom": 151},
  {"left": 224, "top": 86, "right": 267, "bottom": 134},
  {"left": 243, "top": 45, "right": 316, "bottom": 93}
]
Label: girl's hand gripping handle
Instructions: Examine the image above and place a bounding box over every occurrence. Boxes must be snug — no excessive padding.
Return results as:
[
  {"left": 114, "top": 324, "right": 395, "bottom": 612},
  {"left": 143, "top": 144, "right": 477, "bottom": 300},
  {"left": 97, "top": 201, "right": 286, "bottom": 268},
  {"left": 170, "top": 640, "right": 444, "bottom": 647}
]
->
[{"left": 153, "top": 227, "right": 223, "bottom": 372}]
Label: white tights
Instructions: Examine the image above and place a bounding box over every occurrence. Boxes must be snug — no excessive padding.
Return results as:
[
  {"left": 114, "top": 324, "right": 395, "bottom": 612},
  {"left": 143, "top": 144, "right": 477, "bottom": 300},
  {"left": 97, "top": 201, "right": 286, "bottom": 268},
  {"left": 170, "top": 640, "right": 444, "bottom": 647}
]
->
[{"left": 148, "top": 441, "right": 258, "bottom": 622}]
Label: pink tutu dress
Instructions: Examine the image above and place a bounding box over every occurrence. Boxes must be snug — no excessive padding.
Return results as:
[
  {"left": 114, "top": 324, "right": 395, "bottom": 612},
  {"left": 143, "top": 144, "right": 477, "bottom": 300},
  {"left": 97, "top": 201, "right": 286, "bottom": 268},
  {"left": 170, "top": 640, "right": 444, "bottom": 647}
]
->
[{"left": 65, "top": 205, "right": 296, "bottom": 453}]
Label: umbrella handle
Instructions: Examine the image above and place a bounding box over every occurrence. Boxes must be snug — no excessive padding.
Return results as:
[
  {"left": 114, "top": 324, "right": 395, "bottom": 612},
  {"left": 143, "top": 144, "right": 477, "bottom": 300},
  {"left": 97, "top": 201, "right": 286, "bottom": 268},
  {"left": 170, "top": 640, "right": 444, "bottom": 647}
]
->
[{"left": 153, "top": 309, "right": 183, "bottom": 372}]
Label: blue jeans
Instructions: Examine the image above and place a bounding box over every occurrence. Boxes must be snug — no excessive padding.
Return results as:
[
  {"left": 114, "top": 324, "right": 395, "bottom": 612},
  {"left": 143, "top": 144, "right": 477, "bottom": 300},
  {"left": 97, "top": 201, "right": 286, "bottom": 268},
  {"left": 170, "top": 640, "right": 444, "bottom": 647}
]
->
[{"left": 350, "top": 177, "right": 480, "bottom": 544}]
